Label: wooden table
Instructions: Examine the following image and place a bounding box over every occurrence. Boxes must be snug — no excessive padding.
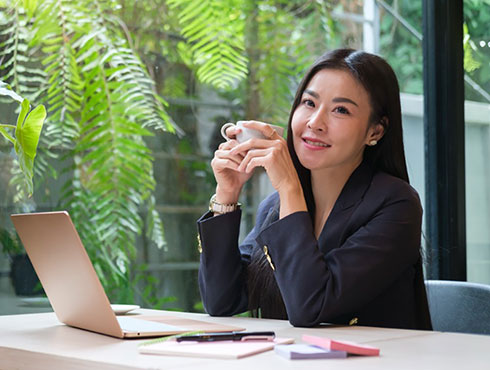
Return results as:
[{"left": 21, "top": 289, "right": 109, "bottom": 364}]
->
[{"left": 1, "top": 309, "right": 489, "bottom": 369}]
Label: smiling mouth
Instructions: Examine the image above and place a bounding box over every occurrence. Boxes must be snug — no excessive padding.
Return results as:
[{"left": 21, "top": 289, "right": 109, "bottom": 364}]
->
[{"left": 303, "top": 139, "right": 331, "bottom": 148}]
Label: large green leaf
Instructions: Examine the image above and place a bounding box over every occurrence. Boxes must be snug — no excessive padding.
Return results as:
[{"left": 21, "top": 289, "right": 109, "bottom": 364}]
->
[
  {"left": 12, "top": 99, "right": 46, "bottom": 194},
  {"left": 15, "top": 102, "right": 46, "bottom": 160}
]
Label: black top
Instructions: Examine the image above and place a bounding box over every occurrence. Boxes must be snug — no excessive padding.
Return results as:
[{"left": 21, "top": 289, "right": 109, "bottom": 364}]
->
[{"left": 197, "top": 161, "right": 432, "bottom": 330}]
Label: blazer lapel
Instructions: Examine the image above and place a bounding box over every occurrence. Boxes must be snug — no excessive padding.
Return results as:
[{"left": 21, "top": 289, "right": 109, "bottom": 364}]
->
[{"left": 318, "top": 161, "right": 375, "bottom": 255}]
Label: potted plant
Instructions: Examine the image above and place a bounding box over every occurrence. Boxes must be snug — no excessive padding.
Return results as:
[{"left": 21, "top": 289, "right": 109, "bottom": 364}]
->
[{"left": 0, "top": 227, "right": 43, "bottom": 296}]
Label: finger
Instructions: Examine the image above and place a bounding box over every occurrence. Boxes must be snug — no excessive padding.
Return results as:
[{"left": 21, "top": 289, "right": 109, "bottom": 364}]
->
[
  {"left": 229, "top": 141, "right": 251, "bottom": 155},
  {"left": 224, "top": 126, "right": 242, "bottom": 140},
  {"left": 218, "top": 141, "right": 245, "bottom": 161},
  {"left": 211, "top": 157, "right": 240, "bottom": 171},
  {"left": 244, "top": 156, "right": 269, "bottom": 174},
  {"left": 230, "top": 136, "right": 282, "bottom": 155},
  {"left": 216, "top": 140, "right": 246, "bottom": 164},
  {"left": 242, "top": 120, "right": 278, "bottom": 140},
  {"left": 218, "top": 139, "right": 240, "bottom": 150},
  {"left": 237, "top": 148, "right": 271, "bottom": 173},
  {"left": 265, "top": 128, "right": 278, "bottom": 140},
  {"left": 230, "top": 138, "right": 270, "bottom": 155},
  {"left": 216, "top": 141, "right": 243, "bottom": 156},
  {"left": 215, "top": 149, "right": 244, "bottom": 166}
]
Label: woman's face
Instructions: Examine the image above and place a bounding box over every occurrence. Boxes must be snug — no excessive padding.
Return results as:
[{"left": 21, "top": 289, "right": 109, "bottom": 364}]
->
[{"left": 291, "top": 68, "right": 380, "bottom": 173}]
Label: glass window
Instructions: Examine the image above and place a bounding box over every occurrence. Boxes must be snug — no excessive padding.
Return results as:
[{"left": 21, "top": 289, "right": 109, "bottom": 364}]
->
[{"left": 8, "top": 0, "right": 488, "bottom": 317}]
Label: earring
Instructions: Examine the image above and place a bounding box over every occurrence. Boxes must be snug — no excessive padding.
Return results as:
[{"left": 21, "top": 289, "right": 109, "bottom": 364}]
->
[{"left": 369, "top": 140, "right": 377, "bottom": 146}]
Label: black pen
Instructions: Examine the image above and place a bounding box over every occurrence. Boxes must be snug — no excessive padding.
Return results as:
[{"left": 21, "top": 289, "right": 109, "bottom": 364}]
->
[{"left": 176, "top": 331, "right": 276, "bottom": 342}]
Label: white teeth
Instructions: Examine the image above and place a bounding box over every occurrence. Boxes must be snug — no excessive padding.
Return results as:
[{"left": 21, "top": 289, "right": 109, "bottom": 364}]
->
[{"left": 304, "top": 139, "right": 329, "bottom": 147}]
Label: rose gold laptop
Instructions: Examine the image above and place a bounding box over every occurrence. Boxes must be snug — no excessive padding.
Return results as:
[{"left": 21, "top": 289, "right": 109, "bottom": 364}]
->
[{"left": 11, "top": 211, "right": 243, "bottom": 339}]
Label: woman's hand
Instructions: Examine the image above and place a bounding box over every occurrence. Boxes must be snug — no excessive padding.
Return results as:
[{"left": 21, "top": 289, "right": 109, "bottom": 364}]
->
[
  {"left": 211, "top": 128, "right": 253, "bottom": 204},
  {"left": 230, "top": 120, "right": 307, "bottom": 217}
]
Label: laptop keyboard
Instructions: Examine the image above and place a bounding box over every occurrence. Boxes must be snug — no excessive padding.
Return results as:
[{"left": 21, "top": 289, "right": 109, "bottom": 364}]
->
[{"left": 117, "top": 316, "right": 184, "bottom": 333}]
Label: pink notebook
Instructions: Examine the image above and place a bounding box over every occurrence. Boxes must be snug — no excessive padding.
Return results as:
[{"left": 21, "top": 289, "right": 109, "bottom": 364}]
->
[
  {"left": 139, "top": 337, "right": 294, "bottom": 359},
  {"left": 302, "top": 335, "right": 380, "bottom": 356}
]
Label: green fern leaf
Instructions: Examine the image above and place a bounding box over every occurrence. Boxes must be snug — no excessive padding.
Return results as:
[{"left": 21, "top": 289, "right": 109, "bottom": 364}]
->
[{"left": 169, "top": 0, "right": 248, "bottom": 90}]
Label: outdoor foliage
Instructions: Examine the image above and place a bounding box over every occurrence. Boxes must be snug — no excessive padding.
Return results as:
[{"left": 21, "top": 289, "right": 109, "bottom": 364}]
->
[
  {"left": 167, "top": 0, "right": 248, "bottom": 90},
  {"left": 0, "top": 0, "right": 339, "bottom": 308},
  {"left": 1, "top": 0, "right": 488, "bottom": 310},
  {"left": 378, "top": 0, "right": 490, "bottom": 102},
  {"left": 0, "top": 0, "right": 175, "bottom": 303}
]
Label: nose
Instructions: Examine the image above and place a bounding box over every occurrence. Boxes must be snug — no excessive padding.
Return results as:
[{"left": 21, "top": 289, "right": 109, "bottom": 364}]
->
[{"left": 306, "top": 110, "right": 326, "bottom": 132}]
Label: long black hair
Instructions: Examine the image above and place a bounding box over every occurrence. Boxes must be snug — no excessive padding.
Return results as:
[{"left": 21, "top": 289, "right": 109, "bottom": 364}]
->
[{"left": 287, "top": 48, "right": 409, "bottom": 216}]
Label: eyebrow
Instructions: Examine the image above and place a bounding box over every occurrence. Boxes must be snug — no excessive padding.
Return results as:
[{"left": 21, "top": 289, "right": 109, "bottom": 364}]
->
[
  {"left": 332, "top": 97, "right": 359, "bottom": 107},
  {"left": 304, "top": 89, "right": 359, "bottom": 107},
  {"left": 304, "top": 89, "right": 320, "bottom": 99}
]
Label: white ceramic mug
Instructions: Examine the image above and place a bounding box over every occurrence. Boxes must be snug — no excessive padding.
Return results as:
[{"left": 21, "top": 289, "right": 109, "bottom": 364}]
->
[{"left": 220, "top": 121, "right": 284, "bottom": 143}]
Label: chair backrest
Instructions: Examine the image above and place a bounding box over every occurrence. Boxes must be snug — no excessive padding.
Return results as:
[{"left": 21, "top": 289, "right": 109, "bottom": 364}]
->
[{"left": 425, "top": 280, "right": 490, "bottom": 335}]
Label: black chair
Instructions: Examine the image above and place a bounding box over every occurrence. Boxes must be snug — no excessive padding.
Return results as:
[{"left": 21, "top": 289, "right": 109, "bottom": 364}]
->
[{"left": 425, "top": 280, "right": 490, "bottom": 335}]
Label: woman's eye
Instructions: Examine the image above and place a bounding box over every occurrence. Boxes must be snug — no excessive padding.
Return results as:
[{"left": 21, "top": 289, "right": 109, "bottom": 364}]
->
[
  {"left": 334, "top": 106, "right": 350, "bottom": 114},
  {"left": 302, "top": 99, "right": 315, "bottom": 107}
]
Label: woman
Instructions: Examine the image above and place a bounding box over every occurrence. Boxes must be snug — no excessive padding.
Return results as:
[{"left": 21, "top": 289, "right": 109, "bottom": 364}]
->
[{"left": 197, "top": 49, "right": 432, "bottom": 330}]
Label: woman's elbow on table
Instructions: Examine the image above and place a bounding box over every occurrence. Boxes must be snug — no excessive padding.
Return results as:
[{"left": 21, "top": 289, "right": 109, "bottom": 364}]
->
[
  {"left": 287, "top": 311, "right": 322, "bottom": 328},
  {"left": 202, "top": 295, "right": 248, "bottom": 317}
]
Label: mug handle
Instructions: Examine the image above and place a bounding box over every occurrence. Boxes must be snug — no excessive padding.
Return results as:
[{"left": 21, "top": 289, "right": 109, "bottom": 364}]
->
[{"left": 220, "top": 122, "right": 236, "bottom": 141}]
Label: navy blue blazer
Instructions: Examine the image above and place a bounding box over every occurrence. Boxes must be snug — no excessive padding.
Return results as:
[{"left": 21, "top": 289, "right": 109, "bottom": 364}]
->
[{"left": 197, "top": 162, "right": 432, "bottom": 330}]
